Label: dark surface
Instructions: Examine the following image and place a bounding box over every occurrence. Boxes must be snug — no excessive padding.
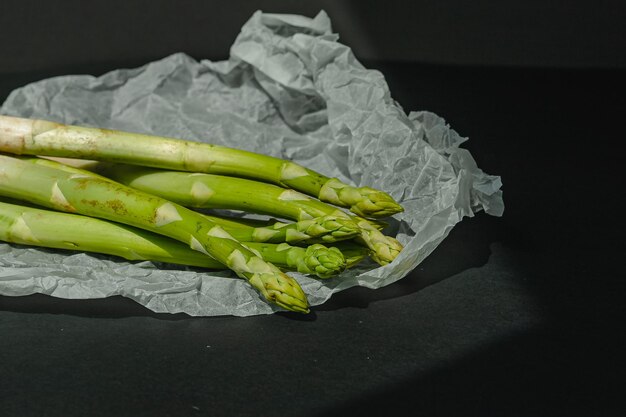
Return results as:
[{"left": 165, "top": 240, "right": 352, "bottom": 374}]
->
[
  {"left": 0, "top": 61, "right": 624, "bottom": 417},
  {"left": 1, "top": 0, "right": 625, "bottom": 73}
]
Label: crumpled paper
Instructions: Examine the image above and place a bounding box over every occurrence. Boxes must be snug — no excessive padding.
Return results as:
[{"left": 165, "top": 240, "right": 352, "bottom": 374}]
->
[{"left": 0, "top": 11, "right": 503, "bottom": 316}]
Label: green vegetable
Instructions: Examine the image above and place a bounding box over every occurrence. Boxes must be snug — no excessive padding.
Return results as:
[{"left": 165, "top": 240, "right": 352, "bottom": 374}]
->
[
  {"left": 97, "top": 163, "right": 359, "bottom": 221},
  {"left": 20, "top": 156, "right": 401, "bottom": 263},
  {"left": 0, "top": 198, "right": 225, "bottom": 268},
  {"left": 0, "top": 154, "right": 309, "bottom": 313},
  {"left": 208, "top": 213, "right": 360, "bottom": 244},
  {"left": 246, "top": 242, "right": 345, "bottom": 278},
  {"left": 0, "top": 199, "right": 347, "bottom": 278},
  {"left": 22, "top": 156, "right": 361, "bottom": 245},
  {"left": 95, "top": 164, "right": 403, "bottom": 265},
  {"left": 0, "top": 115, "right": 403, "bottom": 218}
]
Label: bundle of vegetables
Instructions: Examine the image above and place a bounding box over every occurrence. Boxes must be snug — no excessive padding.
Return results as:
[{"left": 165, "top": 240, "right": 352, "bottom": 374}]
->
[{"left": 0, "top": 115, "right": 404, "bottom": 313}]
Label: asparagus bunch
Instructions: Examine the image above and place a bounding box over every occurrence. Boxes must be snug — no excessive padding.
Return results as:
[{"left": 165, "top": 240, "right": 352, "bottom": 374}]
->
[
  {"left": 0, "top": 199, "right": 353, "bottom": 277},
  {"left": 0, "top": 154, "right": 309, "bottom": 313},
  {"left": 22, "top": 156, "right": 402, "bottom": 264},
  {"left": 0, "top": 115, "right": 404, "bottom": 314},
  {"left": 20, "top": 156, "right": 361, "bottom": 245},
  {"left": 0, "top": 198, "right": 229, "bottom": 268},
  {"left": 13, "top": 156, "right": 364, "bottom": 275},
  {"left": 92, "top": 164, "right": 403, "bottom": 265},
  {"left": 0, "top": 115, "right": 403, "bottom": 218}
]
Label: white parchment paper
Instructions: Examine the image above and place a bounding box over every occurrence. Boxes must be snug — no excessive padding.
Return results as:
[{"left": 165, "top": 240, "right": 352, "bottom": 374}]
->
[{"left": 0, "top": 11, "right": 503, "bottom": 316}]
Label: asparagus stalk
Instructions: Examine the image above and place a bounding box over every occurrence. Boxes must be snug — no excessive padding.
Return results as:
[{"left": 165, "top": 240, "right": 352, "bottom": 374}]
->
[
  {"left": 33, "top": 158, "right": 389, "bottom": 233},
  {"left": 27, "top": 152, "right": 401, "bottom": 263},
  {"left": 19, "top": 156, "right": 361, "bottom": 245},
  {"left": 95, "top": 164, "right": 403, "bottom": 265},
  {"left": 21, "top": 155, "right": 357, "bottom": 244},
  {"left": 21, "top": 157, "right": 401, "bottom": 264},
  {"left": 0, "top": 198, "right": 224, "bottom": 268},
  {"left": 97, "top": 163, "right": 355, "bottom": 220},
  {"left": 352, "top": 217, "right": 403, "bottom": 266},
  {"left": 0, "top": 115, "right": 403, "bottom": 218},
  {"left": 0, "top": 154, "right": 309, "bottom": 313},
  {"left": 213, "top": 214, "right": 359, "bottom": 244},
  {"left": 246, "top": 243, "right": 345, "bottom": 278},
  {"left": 0, "top": 199, "right": 346, "bottom": 278}
]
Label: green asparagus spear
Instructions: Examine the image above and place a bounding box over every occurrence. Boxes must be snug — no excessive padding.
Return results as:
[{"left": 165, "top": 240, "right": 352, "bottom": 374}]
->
[
  {"left": 0, "top": 154, "right": 309, "bottom": 313},
  {"left": 0, "top": 199, "right": 347, "bottom": 277},
  {"left": 97, "top": 163, "right": 356, "bottom": 220},
  {"left": 216, "top": 214, "right": 359, "bottom": 244},
  {"left": 20, "top": 150, "right": 401, "bottom": 263},
  {"left": 0, "top": 198, "right": 224, "bottom": 268},
  {"left": 17, "top": 155, "right": 400, "bottom": 264},
  {"left": 0, "top": 115, "right": 403, "bottom": 218},
  {"left": 95, "top": 164, "right": 403, "bottom": 265},
  {"left": 250, "top": 243, "right": 345, "bottom": 278},
  {"left": 19, "top": 156, "right": 360, "bottom": 245}
]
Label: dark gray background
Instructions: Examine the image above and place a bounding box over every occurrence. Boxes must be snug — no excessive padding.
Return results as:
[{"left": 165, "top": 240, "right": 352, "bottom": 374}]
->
[
  {"left": 1, "top": 2, "right": 624, "bottom": 416},
  {"left": 0, "top": 0, "right": 624, "bottom": 74},
  {"left": 1, "top": 63, "right": 623, "bottom": 416}
]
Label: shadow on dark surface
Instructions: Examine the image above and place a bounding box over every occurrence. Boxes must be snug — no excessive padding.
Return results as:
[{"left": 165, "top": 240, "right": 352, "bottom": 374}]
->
[
  {"left": 276, "top": 309, "right": 318, "bottom": 321},
  {"left": 316, "top": 212, "right": 503, "bottom": 311},
  {"left": 0, "top": 293, "right": 320, "bottom": 322},
  {"left": 0, "top": 293, "right": 194, "bottom": 321},
  {"left": 311, "top": 327, "right": 624, "bottom": 417}
]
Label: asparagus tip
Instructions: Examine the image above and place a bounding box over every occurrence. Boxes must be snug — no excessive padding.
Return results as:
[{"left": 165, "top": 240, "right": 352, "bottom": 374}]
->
[
  {"left": 319, "top": 178, "right": 403, "bottom": 218},
  {"left": 369, "top": 236, "right": 404, "bottom": 265},
  {"left": 248, "top": 269, "right": 310, "bottom": 313},
  {"left": 349, "top": 188, "right": 404, "bottom": 218},
  {"left": 301, "top": 244, "right": 346, "bottom": 279}
]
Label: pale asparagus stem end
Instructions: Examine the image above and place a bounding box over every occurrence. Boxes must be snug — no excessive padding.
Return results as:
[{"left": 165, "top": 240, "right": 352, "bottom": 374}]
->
[
  {"left": 0, "top": 115, "right": 32, "bottom": 154},
  {"left": 319, "top": 178, "right": 404, "bottom": 218}
]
